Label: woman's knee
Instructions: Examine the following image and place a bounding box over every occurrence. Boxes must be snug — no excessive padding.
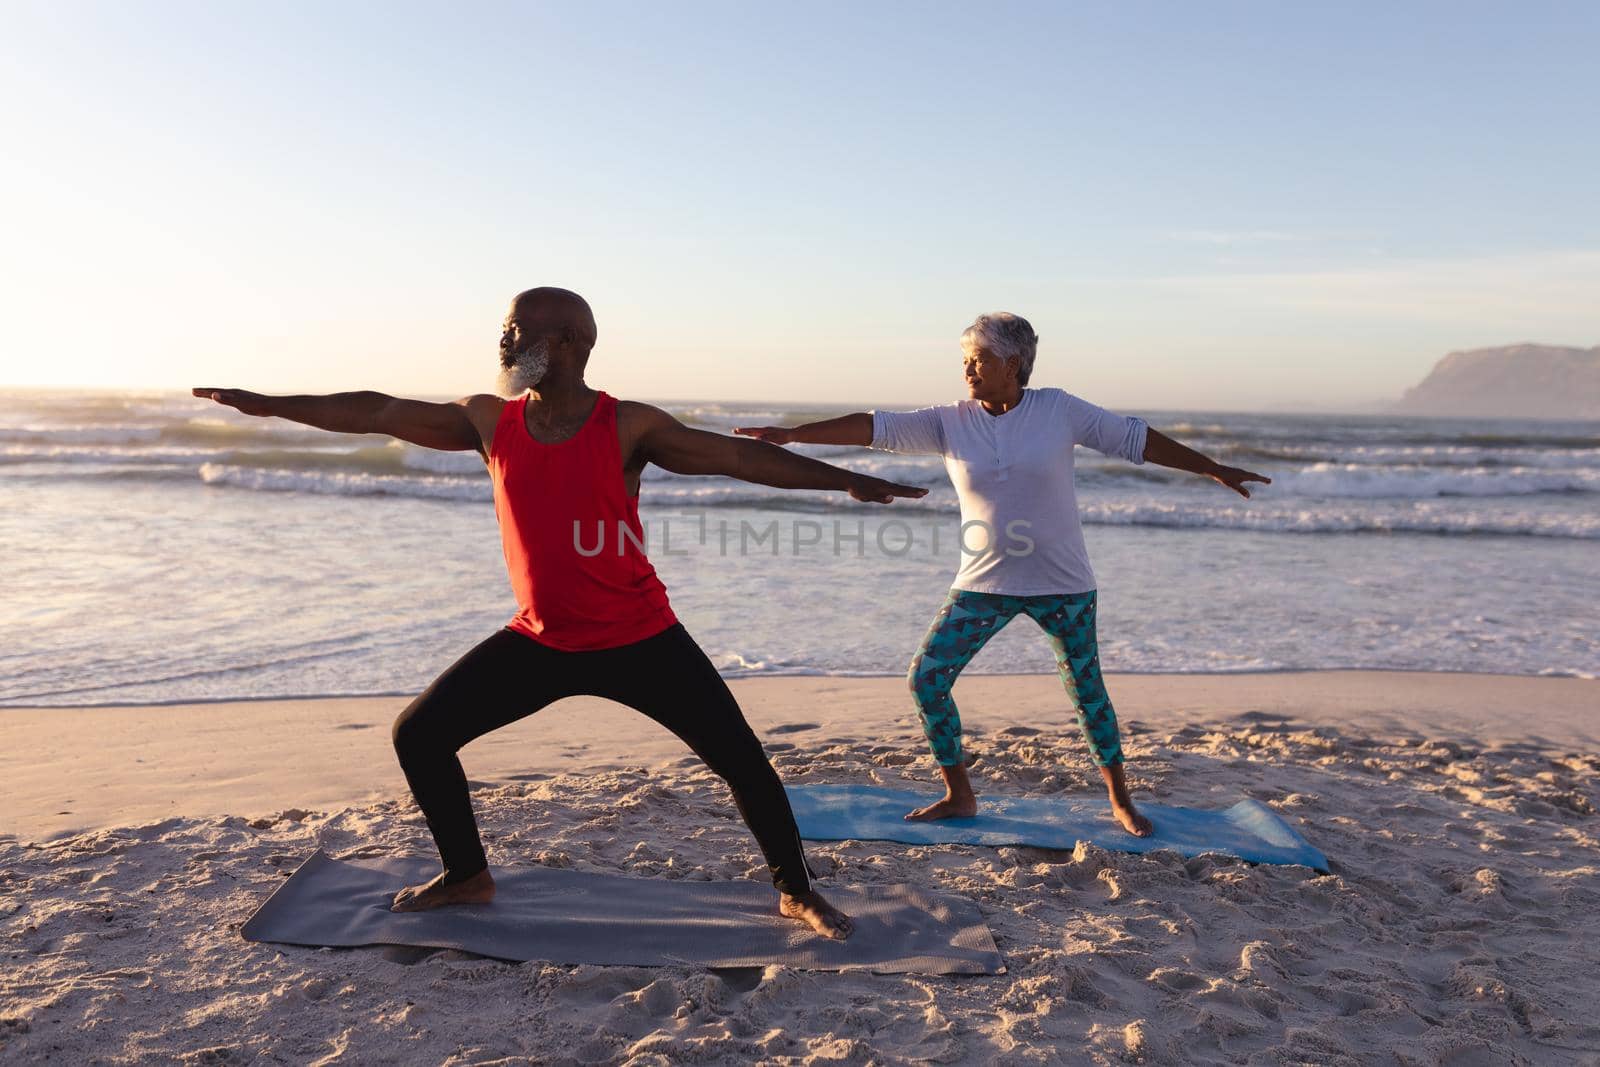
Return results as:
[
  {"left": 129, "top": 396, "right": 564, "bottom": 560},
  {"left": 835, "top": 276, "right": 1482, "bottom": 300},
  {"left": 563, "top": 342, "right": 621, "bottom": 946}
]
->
[{"left": 908, "top": 653, "right": 950, "bottom": 709}]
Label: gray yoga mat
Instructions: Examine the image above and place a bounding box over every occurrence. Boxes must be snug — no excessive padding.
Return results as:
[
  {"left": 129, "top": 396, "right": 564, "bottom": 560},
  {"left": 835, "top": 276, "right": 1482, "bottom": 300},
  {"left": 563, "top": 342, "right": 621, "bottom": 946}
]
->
[{"left": 241, "top": 851, "right": 1004, "bottom": 974}]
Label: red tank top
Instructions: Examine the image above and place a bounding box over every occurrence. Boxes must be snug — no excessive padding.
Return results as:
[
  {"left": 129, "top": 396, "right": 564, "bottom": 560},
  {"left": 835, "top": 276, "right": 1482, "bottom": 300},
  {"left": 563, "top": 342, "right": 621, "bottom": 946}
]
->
[{"left": 488, "top": 391, "right": 677, "bottom": 650}]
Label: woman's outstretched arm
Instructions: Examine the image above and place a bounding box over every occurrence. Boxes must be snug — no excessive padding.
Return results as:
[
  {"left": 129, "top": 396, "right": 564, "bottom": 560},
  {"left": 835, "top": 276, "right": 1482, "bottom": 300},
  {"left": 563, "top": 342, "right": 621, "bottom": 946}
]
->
[
  {"left": 732, "top": 413, "right": 872, "bottom": 447},
  {"left": 629, "top": 405, "right": 923, "bottom": 503},
  {"left": 1143, "top": 428, "right": 1271, "bottom": 498}
]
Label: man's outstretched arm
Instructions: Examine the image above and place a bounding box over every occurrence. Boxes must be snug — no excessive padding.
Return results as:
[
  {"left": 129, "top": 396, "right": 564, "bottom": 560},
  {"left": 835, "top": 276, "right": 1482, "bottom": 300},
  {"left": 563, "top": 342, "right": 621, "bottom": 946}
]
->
[
  {"left": 631, "top": 405, "right": 924, "bottom": 503},
  {"left": 1143, "top": 428, "right": 1271, "bottom": 499},
  {"left": 192, "top": 388, "right": 490, "bottom": 453}
]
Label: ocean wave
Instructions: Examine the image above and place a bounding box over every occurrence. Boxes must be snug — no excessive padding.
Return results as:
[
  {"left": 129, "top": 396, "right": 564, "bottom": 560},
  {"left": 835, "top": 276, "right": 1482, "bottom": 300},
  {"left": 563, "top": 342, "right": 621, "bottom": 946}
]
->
[
  {"left": 10, "top": 662, "right": 1593, "bottom": 704},
  {"left": 0, "top": 425, "right": 165, "bottom": 445},
  {"left": 197, "top": 463, "right": 491, "bottom": 501},
  {"left": 211, "top": 468, "right": 1587, "bottom": 540},
  {"left": 1, "top": 439, "right": 485, "bottom": 476},
  {"left": 1267, "top": 463, "right": 1600, "bottom": 498},
  {"left": 11, "top": 406, "right": 1597, "bottom": 487},
  {"left": 160, "top": 419, "right": 354, "bottom": 448},
  {"left": 1079, "top": 500, "right": 1600, "bottom": 539},
  {"left": 396, "top": 442, "right": 490, "bottom": 474},
  {"left": 0, "top": 420, "right": 352, "bottom": 449},
  {"left": 1, "top": 444, "right": 215, "bottom": 465},
  {"left": 23, "top": 455, "right": 1582, "bottom": 539},
  {"left": 1214, "top": 442, "right": 1600, "bottom": 469},
  {"left": 1160, "top": 419, "right": 1598, "bottom": 449}
]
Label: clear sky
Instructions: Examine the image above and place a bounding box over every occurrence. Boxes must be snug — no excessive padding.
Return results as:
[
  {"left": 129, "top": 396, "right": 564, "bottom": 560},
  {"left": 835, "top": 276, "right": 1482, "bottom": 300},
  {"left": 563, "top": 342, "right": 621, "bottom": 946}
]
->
[{"left": 2, "top": 2, "right": 1596, "bottom": 409}]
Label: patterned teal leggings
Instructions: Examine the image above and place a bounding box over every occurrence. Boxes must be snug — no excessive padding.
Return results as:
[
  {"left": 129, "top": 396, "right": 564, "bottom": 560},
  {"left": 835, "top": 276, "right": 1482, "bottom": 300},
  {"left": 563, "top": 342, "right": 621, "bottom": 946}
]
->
[{"left": 908, "top": 588, "right": 1123, "bottom": 768}]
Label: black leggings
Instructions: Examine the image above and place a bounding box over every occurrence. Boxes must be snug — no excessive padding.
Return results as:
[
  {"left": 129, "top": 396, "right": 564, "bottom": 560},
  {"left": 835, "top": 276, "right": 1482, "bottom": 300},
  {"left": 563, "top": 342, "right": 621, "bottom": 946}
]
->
[{"left": 391, "top": 623, "right": 812, "bottom": 896}]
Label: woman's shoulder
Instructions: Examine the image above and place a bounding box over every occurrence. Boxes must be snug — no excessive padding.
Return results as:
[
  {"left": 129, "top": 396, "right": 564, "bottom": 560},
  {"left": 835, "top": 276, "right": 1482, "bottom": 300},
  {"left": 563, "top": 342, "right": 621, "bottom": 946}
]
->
[{"left": 1036, "top": 387, "right": 1114, "bottom": 416}]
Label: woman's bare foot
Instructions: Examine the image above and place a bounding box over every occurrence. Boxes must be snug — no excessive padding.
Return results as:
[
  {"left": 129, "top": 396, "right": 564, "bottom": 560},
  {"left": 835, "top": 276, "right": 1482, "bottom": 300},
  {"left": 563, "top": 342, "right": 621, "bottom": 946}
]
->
[
  {"left": 779, "top": 890, "right": 854, "bottom": 940},
  {"left": 1100, "top": 762, "right": 1154, "bottom": 836},
  {"left": 1111, "top": 801, "right": 1154, "bottom": 837},
  {"left": 906, "top": 761, "right": 979, "bottom": 820},
  {"left": 905, "top": 793, "right": 979, "bottom": 821},
  {"left": 390, "top": 868, "right": 496, "bottom": 912}
]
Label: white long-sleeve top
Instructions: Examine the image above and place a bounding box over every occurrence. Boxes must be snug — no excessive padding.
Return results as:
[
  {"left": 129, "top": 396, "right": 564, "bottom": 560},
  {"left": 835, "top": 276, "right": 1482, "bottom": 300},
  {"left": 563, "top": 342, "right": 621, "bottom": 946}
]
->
[{"left": 871, "top": 387, "right": 1148, "bottom": 595}]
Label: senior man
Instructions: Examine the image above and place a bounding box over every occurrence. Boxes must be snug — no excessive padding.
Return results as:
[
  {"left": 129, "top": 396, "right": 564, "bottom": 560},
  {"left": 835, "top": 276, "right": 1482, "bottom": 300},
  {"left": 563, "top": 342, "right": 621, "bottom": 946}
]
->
[{"left": 195, "top": 286, "right": 929, "bottom": 939}]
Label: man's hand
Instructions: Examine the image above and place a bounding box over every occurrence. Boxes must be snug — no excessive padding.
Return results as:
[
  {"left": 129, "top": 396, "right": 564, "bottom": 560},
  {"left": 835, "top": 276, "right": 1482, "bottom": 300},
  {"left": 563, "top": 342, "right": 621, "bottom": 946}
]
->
[
  {"left": 1207, "top": 464, "right": 1271, "bottom": 499},
  {"left": 192, "top": 388, "right": 275, "bottom": 417},
  {"left": 846, "top": 473, "right": 928, "bottom": 504}
]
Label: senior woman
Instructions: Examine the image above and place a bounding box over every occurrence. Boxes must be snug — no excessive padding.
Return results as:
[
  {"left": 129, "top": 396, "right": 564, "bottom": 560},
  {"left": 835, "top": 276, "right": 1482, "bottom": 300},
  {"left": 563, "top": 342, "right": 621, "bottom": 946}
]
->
[{"left": 735, "top": 313, "right": 1268, "bottom": 835}]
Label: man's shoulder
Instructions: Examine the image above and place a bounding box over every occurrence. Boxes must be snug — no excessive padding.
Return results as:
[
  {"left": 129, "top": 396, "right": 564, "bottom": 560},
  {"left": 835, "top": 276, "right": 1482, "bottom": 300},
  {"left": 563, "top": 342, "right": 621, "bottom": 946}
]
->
[
  {"left": 455, "top": 394, "right": 506, "bottom": 443},
  {"left": 459, "top": 393, "right": 507, "bottom": 414},
  {"left": 613, "top": 400, "right": 685, "bottom": 459},
  {"left": 614, "top": 398, "right": 674, "bottom": 428}
]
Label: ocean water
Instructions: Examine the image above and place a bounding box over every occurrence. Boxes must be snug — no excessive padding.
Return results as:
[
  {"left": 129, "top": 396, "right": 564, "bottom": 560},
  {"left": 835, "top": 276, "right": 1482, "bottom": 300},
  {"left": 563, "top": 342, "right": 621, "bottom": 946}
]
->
[{"left": 2, "top": 388, "right": 1596, "bottom": 707}]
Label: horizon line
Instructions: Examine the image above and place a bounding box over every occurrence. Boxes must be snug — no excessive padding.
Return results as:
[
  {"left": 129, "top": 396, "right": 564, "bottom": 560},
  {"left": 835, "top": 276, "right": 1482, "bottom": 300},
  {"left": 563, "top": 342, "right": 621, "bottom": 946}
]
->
[{"left": 0, "top": 382, "right": 1399, "bottom": 418}]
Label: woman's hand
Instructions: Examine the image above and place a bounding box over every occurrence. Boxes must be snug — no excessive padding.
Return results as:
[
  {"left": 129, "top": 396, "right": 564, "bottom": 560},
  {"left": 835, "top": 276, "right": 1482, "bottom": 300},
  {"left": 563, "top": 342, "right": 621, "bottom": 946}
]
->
[
  {"left": 1207, "top": 464, "right": 1271, "bottom": 498},
  {"left": 732, "top": 426, "right": 796, "bottom": 446}
]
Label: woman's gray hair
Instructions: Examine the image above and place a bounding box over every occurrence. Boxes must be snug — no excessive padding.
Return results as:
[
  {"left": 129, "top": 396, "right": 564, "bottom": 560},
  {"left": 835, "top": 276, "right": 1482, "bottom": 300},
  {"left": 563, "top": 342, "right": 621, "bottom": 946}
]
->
[{"left": 960, "top": 312, "right": 1038, "bottom": 386}]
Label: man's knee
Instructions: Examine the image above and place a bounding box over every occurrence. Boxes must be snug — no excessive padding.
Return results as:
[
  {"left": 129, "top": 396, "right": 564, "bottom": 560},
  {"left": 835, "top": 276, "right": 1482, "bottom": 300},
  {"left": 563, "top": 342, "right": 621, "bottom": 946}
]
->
[{"left": 392, "top": 697, "right": 444, "bottom": 760}]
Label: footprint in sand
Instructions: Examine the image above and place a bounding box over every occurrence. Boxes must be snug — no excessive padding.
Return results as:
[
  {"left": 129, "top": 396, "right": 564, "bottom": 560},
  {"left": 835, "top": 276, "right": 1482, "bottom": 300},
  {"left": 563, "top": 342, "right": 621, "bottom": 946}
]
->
[
  {"left": 769, "top": 722, "right": 820, "bottom": 735},
  {"left": 380, "top": 945, "right": 445, "bottom": 965},
  {"left": 709, "top": 966, "right": 764, "bottom": 993}
]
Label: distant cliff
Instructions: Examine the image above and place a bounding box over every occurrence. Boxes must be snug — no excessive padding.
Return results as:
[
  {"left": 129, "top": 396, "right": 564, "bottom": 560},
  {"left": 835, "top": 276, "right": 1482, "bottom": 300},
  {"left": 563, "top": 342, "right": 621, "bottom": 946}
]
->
[{"left": 1395, "top": 344, "right": 1600, "bottom": 419}]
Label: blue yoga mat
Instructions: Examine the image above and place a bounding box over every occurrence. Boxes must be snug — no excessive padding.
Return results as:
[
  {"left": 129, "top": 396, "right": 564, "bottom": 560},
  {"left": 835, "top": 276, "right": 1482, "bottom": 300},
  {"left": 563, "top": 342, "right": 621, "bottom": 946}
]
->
[{"left": 787, "top": 784, "right": 1328, "bottom": 872}]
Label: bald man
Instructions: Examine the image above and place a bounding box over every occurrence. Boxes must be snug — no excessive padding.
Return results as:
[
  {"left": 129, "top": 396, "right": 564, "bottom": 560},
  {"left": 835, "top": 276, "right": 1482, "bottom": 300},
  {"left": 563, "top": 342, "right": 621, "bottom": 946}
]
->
[{"left": 195, "top": 287, "right": 926, "bottom": 939}]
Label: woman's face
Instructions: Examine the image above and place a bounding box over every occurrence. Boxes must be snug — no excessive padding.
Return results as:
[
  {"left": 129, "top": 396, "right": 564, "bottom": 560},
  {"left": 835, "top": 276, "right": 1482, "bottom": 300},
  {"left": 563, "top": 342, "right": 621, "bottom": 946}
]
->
[{"left": 962, "top": 345, "right": 1017, "bottom": 401}]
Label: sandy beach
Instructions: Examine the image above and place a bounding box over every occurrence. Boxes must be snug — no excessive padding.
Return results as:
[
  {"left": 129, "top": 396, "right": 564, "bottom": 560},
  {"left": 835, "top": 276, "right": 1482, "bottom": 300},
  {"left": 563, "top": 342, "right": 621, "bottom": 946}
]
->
[{"left": 3, "top": 671, "right": 1597, "bottom": 1064}]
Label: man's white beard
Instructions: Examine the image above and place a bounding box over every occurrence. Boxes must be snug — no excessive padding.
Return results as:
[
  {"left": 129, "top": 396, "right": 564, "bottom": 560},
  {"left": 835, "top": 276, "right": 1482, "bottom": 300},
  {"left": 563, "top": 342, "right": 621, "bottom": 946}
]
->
[{"left": 497, "top": 340, "right": 552, "bottom": 396}]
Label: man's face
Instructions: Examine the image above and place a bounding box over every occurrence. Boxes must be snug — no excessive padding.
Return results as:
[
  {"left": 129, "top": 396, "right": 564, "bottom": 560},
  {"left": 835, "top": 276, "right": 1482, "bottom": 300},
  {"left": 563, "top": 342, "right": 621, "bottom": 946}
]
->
[
  {"left": 497, "top": 305, "right": 553, "bottom": 395},
  {"left": 499, "top": 309, "right": 532, "bottom": 369}
]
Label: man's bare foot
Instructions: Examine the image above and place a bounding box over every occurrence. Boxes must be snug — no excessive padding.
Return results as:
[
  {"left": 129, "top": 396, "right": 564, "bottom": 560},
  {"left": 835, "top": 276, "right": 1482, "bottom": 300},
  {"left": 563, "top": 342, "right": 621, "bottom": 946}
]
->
[
  {"left": 390, "top": 868, "right": 496, "bottom": 912},
  {"left": 1111, "top": 802, "right": 1154, "bottom": 837},
  {"left": 904, "top": 793, "right": 979, "bottom": 821},
  {"left": 779, "top": 890, "right": 854, "bottom": 940}
]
